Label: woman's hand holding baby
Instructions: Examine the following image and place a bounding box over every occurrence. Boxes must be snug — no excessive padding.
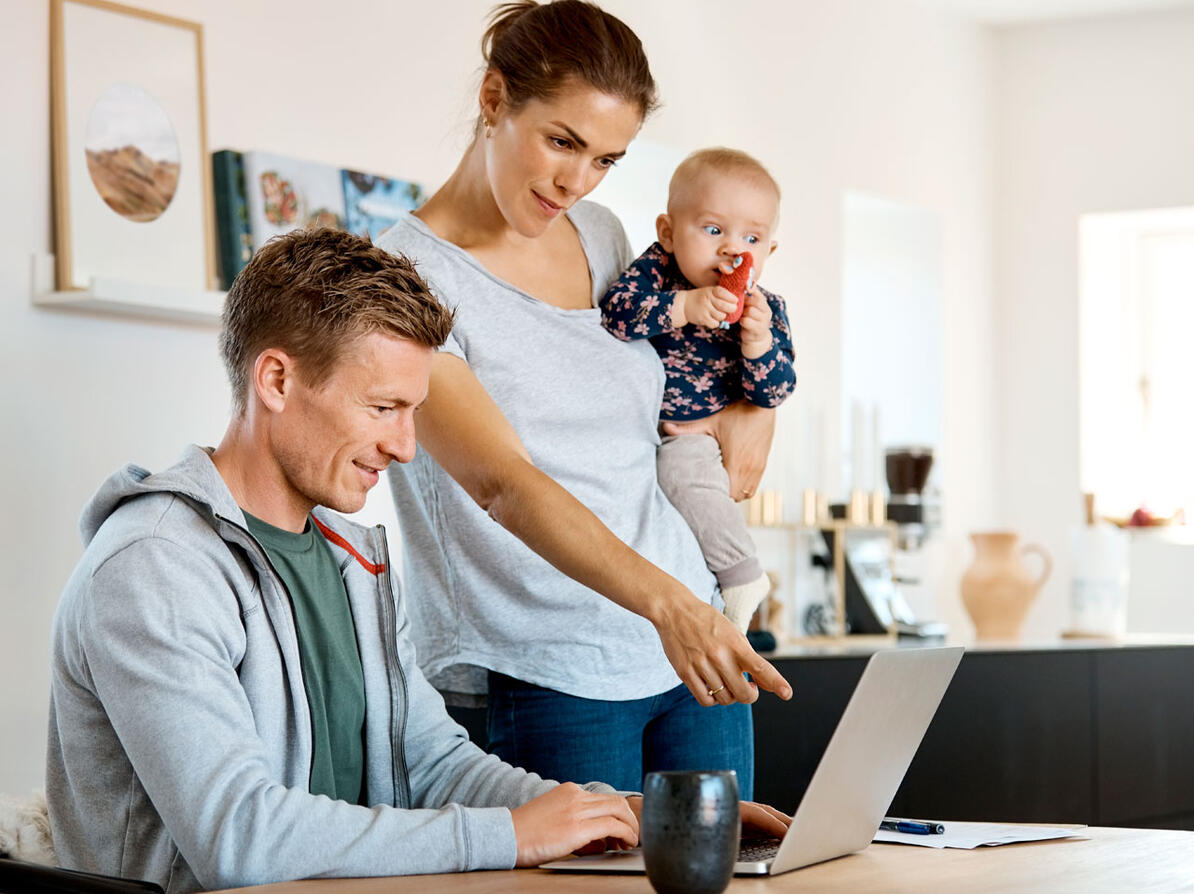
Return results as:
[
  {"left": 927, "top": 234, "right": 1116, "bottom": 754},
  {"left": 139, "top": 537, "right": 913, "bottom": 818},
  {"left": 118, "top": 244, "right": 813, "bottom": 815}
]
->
[
  {"left": 661, "top": 401, "right": 776, "bottom": 503},
  {"left": 738, "top": 286, "right": 774, "bottom": 358},
  {"left": 672, "top": 286, "right": 740, "bottom": 329}
]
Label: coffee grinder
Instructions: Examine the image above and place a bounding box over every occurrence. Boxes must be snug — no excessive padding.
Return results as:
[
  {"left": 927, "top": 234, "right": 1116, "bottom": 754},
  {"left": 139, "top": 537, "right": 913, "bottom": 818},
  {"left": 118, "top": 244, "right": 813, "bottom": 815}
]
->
[
  {"left": 884, "top": 446, "right": 947, "bottom": 638},
  {"left": 885, "top": 446, "right": 938, "bottom": 548}
]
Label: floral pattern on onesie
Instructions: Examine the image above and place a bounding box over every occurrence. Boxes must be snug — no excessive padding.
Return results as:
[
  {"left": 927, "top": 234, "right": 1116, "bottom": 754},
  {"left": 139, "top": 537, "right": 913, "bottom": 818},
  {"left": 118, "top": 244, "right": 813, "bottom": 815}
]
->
[{"left": 600, "top": 242, "right": 796, "bottom": 421}]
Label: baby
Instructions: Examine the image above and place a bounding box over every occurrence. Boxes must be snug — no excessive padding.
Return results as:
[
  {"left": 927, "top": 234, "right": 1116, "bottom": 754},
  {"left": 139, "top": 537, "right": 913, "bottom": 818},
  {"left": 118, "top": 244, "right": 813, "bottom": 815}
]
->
[{"left": 601, "top": 148, "right": 796, "bottom": 633}]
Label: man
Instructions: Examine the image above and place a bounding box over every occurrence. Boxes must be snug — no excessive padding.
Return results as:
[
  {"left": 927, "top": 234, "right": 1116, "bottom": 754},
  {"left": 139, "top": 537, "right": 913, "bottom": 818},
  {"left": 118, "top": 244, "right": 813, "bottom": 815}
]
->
[{"left": 45, "top": 228, "right": 641, "bottom": 892}]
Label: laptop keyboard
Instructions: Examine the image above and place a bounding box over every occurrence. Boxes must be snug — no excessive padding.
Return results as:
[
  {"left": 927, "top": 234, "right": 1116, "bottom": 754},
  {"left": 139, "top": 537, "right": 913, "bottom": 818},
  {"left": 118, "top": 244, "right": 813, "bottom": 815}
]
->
[{"left": 738, "top": 838, "right": 782, "bottom": 862}]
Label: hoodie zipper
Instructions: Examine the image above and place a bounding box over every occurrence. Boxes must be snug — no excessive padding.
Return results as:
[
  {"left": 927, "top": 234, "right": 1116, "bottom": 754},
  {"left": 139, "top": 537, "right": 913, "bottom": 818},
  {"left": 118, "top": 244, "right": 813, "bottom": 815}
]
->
[
  {"left": 214, "top": 513, "right": 318, "bottom": 788},
  {"left": 373, "top": 525, "right": 413, "bottom": 809}
]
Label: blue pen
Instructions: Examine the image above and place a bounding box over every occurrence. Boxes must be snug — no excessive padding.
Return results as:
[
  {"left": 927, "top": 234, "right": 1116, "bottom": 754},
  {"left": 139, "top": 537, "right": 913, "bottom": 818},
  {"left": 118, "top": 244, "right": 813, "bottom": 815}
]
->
[{"left": 880, "top": 819, "right": 945, "bottom": 835}]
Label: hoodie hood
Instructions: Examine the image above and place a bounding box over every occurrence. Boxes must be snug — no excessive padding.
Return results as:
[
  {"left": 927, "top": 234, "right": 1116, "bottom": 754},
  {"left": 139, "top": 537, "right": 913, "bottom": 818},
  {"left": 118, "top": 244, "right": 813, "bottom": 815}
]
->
[{"left": 79, "top": 445, "right": 244, "bottom": 547}]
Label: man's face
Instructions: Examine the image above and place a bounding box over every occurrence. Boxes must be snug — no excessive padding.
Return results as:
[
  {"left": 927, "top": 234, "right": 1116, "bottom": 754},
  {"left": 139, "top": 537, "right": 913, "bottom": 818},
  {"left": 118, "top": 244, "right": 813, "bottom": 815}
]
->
[
  {"left": 271, "top": 331, "right": 432, "bottom": 516},
  {"left": 660, "top": 170, "right": 779, "bottom": 288}
]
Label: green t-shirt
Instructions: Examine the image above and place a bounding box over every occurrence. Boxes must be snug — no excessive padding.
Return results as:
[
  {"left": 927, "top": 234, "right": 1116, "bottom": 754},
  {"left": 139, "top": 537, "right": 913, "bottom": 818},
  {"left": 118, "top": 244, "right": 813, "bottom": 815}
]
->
[{"left": 244, "top": 511, "right": 366, "bottom": 804}]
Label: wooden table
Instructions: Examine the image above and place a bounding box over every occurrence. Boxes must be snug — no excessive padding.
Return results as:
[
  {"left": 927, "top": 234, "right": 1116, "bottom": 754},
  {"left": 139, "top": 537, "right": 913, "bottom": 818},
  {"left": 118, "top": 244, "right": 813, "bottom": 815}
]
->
[{"left": 212, "top": 826, "right": 1194, "bottom": 893}]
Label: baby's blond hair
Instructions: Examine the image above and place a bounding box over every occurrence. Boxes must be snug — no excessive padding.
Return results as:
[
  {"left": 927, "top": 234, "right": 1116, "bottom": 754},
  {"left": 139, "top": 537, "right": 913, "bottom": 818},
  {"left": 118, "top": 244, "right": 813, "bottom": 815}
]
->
[{"left": 668, "top": 147, "right": 781, "bottom": 213}]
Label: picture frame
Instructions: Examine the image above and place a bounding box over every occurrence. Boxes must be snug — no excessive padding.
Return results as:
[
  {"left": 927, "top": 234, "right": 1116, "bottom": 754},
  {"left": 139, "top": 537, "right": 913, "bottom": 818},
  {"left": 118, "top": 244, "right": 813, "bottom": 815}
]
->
[{"left": 50, "top": 0, "right": 216, "bottom": 293}]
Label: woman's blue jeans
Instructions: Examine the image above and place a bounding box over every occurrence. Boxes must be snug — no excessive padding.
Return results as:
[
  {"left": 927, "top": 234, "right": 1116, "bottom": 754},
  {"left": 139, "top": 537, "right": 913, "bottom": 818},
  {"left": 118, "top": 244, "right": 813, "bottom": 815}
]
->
[{"left": 485, "top": 671, "right": 754, "bottom": 799}]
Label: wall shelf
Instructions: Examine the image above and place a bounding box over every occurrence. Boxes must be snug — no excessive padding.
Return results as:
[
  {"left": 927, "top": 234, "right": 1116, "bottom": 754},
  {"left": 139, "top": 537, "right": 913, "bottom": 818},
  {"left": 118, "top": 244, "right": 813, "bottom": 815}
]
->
[
  {"left": 30, "top": 253, "right": 224, "bottom": 326},
  {"left": 749, "top": 520, "right": 899, "bottom": 640}
]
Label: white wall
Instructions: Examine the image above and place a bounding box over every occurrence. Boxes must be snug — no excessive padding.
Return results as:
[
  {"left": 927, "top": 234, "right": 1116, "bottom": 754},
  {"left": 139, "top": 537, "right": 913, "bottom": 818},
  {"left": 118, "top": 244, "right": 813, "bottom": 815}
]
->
[
  {"left": 0, "top": 0, "right": 997, "bottom": 794},
  {"left": 995, "top": 7, "right": 1194, "bottom": 638},
  {"left": 841, "top": 192, "right": 944, "bottom": 459}
]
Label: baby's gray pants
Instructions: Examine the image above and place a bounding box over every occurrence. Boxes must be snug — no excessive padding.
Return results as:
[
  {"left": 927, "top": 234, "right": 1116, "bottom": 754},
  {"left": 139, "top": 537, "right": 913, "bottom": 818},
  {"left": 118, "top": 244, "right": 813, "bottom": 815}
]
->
[{"left": 657, "top": 432, "right": 763, "bottom": 589}]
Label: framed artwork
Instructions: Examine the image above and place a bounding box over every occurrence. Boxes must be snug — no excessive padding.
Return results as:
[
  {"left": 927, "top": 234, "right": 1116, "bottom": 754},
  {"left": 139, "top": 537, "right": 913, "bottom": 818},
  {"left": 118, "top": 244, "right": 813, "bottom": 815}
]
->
[{"left": 51, "top": 0, "right": 216, "bottom": 292}]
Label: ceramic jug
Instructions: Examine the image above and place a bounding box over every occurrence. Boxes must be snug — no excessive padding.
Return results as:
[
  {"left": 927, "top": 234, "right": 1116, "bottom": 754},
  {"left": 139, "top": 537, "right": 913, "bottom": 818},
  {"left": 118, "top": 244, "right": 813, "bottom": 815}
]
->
[{"left": 961, "top": 531, "right": 1052, "bottom": 641}]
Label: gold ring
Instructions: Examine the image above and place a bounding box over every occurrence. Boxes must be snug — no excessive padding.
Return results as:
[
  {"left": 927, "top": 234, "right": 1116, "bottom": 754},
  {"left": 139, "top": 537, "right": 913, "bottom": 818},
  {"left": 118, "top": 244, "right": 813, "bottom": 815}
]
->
[{"left": 707, "top": 685, "right": 726, "bottom": 697}]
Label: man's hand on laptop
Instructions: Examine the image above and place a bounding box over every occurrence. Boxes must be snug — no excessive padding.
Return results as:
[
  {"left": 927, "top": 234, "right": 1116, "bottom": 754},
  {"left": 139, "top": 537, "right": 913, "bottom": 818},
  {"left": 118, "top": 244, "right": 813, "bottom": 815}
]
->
[
  {"left": 511, "top": 783, "right": 640, "bottom": 867},
  {"left": 740, "top": 800, "right": 793, "bottom": 839},
  {"left": 623, "top": 795, "right": 792, "bottom": 841}
]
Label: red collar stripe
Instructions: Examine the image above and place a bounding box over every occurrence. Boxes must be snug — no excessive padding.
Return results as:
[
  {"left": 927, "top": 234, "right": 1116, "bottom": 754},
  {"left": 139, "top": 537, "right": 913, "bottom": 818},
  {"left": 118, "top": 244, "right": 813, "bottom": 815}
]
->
[{"left": 311, "top": 517, "right": 386, "bottom": 576}]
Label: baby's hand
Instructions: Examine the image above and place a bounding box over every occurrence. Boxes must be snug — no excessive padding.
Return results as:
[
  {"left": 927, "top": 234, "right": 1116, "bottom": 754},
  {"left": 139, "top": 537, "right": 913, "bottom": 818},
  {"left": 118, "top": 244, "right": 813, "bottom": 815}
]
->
[
  {"left": 677, "top": 286, "right": 740, "bottom": 329},
  {"left": 738, "top": 287, "right": 773, "bottom": 359}
]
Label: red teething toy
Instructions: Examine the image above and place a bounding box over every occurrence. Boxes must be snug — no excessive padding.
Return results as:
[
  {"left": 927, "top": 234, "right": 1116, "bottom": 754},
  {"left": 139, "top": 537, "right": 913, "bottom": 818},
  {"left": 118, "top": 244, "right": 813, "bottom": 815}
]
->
[{"left": 718, "top": 251, "right": 754, "bottom": 326}]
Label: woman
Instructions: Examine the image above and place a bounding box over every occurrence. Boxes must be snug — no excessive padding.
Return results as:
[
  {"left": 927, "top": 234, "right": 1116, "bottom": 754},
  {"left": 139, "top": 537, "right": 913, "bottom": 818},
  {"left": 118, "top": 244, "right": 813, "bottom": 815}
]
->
[{"left": 377, "top": 0, "right": 789, "bottom": 797}]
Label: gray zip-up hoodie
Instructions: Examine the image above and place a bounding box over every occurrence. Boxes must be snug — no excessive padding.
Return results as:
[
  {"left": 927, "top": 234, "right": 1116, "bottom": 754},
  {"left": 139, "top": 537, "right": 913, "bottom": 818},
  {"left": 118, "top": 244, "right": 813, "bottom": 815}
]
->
[{"left": 46, "top": 445, "right": 608, "bottom": 892}]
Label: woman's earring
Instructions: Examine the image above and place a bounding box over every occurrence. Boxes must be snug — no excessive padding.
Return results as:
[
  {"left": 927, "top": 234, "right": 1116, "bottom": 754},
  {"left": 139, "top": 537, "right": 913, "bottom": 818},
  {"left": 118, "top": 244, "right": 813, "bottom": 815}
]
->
[{"left": 484, "top": 119, "right": 493, "bottom": 139}]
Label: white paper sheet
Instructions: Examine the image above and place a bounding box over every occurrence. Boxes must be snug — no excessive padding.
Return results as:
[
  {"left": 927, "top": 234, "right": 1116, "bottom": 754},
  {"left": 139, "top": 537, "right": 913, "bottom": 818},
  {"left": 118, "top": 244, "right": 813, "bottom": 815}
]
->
[{"left": 874, "top": 821, "right": 1089, "bottom": 849}]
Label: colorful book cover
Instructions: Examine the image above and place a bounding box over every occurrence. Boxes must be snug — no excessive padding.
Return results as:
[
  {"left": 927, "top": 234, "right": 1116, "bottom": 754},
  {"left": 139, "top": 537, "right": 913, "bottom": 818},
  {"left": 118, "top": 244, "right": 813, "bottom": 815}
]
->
[
  {"left": 241, "top": 151, "right": 347, "bottom": 252},
  {"left": 220, "top": 150, "right": 424, "bottom": 273},
  {"left": 210, "top": 149, "right": 252, "bottom": 290}
]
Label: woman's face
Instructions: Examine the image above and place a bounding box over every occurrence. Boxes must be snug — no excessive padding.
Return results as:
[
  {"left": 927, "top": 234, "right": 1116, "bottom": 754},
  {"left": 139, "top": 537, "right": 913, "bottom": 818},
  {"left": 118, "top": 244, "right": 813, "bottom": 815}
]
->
[{"left": 483, "top": 77, "right": 642, "bottom": 238}]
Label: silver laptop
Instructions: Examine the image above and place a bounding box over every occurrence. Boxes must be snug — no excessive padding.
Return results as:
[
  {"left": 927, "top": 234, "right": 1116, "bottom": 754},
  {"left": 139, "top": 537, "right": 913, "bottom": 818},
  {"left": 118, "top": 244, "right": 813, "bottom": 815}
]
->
[{"left": 543, "top": 646, "right": 963, "bottom": 877}]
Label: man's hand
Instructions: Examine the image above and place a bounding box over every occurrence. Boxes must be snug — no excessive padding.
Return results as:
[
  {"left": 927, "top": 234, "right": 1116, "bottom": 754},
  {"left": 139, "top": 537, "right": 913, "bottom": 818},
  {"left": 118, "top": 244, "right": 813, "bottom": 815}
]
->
[
  {"left": 738, "top": 286, "right": 773, "bottom": 359},
  {"left": 625, "top": 796, "right": 791, "bottom": 839},
  {"left": 740, "top": 801, "right": 793, "bottom": 839},
  {"left": 661, "top": 402, "right": 776, "bottom": 502},
  {"left": 651, "top": 593, "right": 792, "bottom": 705},
  {"left": 511, "top": 783, "right": 640, "bottom": 867},
  {"left": 672, "top": 286, "right": 740, "bottom": 329}
]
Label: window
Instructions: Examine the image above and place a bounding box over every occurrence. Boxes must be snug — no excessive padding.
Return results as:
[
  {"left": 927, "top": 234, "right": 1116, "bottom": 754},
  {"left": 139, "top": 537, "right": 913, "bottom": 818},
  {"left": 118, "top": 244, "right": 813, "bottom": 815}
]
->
[{"left": 1080, "top": 207, "right": 1194, "bottom": 523}]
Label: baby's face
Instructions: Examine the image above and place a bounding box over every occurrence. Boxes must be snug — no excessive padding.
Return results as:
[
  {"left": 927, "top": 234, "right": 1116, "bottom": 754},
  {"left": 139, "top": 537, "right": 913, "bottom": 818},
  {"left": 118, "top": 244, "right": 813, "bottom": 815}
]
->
[{"left": 659, "top": 170, "right": 779, "bottom": 289}]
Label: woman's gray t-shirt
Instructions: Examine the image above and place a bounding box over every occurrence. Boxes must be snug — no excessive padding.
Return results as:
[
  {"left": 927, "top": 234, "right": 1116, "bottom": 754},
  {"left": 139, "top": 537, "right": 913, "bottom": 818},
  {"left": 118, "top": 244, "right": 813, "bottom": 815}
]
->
[{"left": 376, "top": 201, "right": 718, "bottom": 703}]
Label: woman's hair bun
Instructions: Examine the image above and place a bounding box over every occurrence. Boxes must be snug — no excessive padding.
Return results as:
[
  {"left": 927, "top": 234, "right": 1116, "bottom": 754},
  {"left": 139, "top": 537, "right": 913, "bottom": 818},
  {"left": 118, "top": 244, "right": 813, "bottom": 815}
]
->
[{"left": 481, "top": 0, "right": 658, "bottom": 118}]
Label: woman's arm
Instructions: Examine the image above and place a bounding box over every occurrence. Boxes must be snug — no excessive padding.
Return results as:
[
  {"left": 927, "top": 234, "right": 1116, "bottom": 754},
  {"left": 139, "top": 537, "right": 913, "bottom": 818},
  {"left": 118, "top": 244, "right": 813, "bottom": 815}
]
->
[{"left": 414, "top": 353, "right": 792, "bottom": 707}]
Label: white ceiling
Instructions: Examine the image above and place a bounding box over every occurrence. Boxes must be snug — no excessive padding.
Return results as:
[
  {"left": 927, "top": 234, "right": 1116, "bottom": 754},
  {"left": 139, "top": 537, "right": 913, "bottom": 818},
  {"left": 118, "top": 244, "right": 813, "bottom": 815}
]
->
[{"left": 923, "top": 0, "right": 1194, "bottom": 25}]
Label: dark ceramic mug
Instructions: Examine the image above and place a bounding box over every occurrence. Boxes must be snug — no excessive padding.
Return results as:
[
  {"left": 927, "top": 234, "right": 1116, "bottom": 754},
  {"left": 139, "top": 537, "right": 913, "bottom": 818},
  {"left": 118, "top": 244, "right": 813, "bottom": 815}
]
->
[{"left": 642, "top": 770, "right": 740, "bottom": 894}]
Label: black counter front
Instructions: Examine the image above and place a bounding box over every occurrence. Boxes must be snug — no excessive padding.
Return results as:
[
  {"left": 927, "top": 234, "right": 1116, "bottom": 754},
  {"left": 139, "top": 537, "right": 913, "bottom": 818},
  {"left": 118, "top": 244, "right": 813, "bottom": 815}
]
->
[{"left": 754, "top": 640, "right": 1194, "bottom": 829}]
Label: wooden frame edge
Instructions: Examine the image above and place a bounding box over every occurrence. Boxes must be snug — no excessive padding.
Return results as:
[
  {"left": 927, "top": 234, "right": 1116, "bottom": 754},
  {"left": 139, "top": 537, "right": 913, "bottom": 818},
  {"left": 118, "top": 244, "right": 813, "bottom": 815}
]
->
[
  {"left": 55, "top": 0, "right": 203, "bottom": 34},
  {"left": 49, "top": 0, "right": 74, "bottom": 291},
  {"left": 195, "top": 23, "right": 217, "bottom": 291},
  {"left": 48, "top": 0, "right": 215, "bottom": 292}
]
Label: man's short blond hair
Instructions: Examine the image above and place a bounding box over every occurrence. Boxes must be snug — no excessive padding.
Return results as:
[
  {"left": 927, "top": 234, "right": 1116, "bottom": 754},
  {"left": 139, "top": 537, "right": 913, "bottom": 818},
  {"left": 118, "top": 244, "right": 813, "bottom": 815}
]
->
[
  {"left": 668, "top": 147, "right": 781, "bottom": 213},
  {"left": 220, "top": 227, "right": 455, "bottom": 415}
]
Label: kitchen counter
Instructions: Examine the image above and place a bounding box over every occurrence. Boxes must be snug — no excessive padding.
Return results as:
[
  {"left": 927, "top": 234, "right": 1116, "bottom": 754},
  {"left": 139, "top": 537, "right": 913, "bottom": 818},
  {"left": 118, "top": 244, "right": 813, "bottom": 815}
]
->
[
  {"left": 753, "top": 640, "right": 1194, "bottom": 829},
  {"left": 763, "top": 632, "right": 1194, "bottom": 659}
]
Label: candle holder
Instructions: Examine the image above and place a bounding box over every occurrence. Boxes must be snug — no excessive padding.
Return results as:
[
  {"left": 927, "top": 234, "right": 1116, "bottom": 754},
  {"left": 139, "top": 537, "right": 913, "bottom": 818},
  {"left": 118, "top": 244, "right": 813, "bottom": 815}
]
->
[
  {"left": 801, "top": 489, "right": 819, "bottom": 526},
  {"left": 869, "top": 490, "right": 887, "bottom": 527},
  {"left": 761, "top": 491, "right": 783, "bottom": 526},
  {"left": 746, "top": 493, "right": 763, "bottom": 526},
  {"left": 848, "top": 489, "right": 869, "bottom": 525}
]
